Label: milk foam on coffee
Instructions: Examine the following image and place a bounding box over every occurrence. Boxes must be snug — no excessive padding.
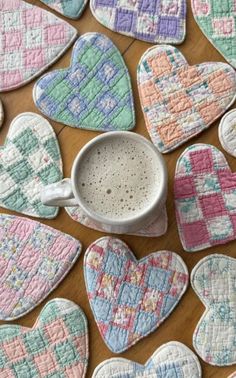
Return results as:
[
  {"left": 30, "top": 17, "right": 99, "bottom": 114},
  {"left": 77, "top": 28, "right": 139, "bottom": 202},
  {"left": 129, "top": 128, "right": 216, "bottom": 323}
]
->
[{"left": 77, "top": 137, "right": 160, "bottom": 220}]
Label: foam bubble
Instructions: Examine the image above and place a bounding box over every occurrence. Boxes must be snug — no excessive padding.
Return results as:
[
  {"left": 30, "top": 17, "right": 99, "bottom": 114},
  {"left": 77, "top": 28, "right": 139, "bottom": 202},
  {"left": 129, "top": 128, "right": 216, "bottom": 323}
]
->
[{"left": 77, "top": 137, "right": 160, "bottom": 220}]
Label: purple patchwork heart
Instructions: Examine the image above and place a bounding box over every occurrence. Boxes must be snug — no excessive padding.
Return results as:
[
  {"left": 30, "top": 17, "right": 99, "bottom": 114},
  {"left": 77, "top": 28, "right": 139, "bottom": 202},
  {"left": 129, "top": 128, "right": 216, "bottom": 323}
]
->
[{"left": 84, "top": 237, "right": 189, "bottom": 353}]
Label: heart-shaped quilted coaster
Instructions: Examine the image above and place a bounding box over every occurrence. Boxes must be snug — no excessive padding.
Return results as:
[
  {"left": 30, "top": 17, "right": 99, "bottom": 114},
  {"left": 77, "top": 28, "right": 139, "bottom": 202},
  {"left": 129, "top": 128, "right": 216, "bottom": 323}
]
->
[
  {"left": 66, "top": 205, "right": 168, "bottom": 237},
  {"left": 191, "top": 0, "right": 236, "bottom": 69},
  {"left": 84, "top": 237, "right": 189, "bottom": 353},
  {"left": 175, "top": 143, "right": 236, "bottom": 252},
  {"left": 0, "top": 214, "right": 82, "bottom": 321},
  {"left": 191, "top": 254, "right": 236, "bottom": 366},
  {"left": 40, "top": 0, "right": 88, "bottom": 19},
  {"left": 0, "top": 112, "right": 62, "bottom": 218},
  {"left": 0, "top": 298, "right": 88, "bottom": 377},
  {"left": 90, "top": 0, "right": 186, "bottom": 44},
  {"left": 33, "top": 33, "right": 135, "bottom": 131},
  {"left": 0, "top": 0, "right": 77, "bottom": 92},
  {"left": 92, "top": 341, "right": 202, "bottom": 378},
  {"left": 0, "top": 98, "right": 3, "bottom": 128},
  {"left": 219, "top": 109, "right": 236, "bottom": 158},
  {"left": 137, "top": 45, "right": 236, "bottom": 153}
]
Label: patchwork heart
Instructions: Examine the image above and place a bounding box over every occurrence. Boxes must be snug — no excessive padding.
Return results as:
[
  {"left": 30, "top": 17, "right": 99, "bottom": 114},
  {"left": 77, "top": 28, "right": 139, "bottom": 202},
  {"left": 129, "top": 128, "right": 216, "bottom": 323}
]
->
[
  {"left": 174, "top": 143, "right": 236, "bottom": 252},
  {"left": 137, "top": 45, "right": 236, "bottom": 153},
  {"left": 33, "top": 33, "right": 135, "bottom": 131},
  {"left": 66, "top": 205, "right": 168, "bottom": 237},
  {"left": 40, "top": 0, "right": 88, "bottom": 19},
  {"left": 84, "top": 237, "right": 189, "bottom": 353},
  {"left": 191, "top": 0, "right": 236, "bottom": 69},
  {"left": 90, "top": 0, "right": 187, "bottom": 44},
  {"left": 92, "top": 341, "right": 202, "bottom": 378},
  {"left": 0, "top": 0, "right": 77, "bottom": 92},
  {"left": 0, "top": 214, "right": 82, "bottom": 321},
  {"left": 0, "top": 112, "right": 63, "bottom": 219},
  {"left": 219, "top": 109, "right": 236, "bottom": 158},
  {"left": 0, "top": 98, "right": 3, "bottom": 128},
  {"left": 191, "top": 254, "right": 236, "bottom": 366},
  {"left": 0, "top": 298, "right": 88, "bottom": 377}
]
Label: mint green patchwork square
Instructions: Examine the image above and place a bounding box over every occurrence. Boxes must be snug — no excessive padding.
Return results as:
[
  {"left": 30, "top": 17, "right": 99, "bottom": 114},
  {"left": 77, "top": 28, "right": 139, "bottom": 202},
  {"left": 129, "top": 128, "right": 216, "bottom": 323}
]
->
[
  {"left": 7, "top": 160, "right": 33, "bottom": 183},
  {"left": 38, "top": 164, "right": 61, "bottom": 184},
  {"left": 0, "top": 349, "right": 7, "bottom": 368},
  {"left": 43, "top": 138, "right": 60, "bottom": 161},
  {"left": 12, "top": 359, "right": 39, "bottom": 378},
  {"left": 64, "top": 310, "right": 86, "bottom": 336},
  {"left": 54, "top": 341, "right": 78, "bottom": 367},
  {"left": 24, "top": 330, "right": 47, "bottom": 354},
  {"left": 3, "top": 189, "right": 28, "bottom": 211},
  {"left": 13, "top": 129, "right": 39, "bottom": 155}
]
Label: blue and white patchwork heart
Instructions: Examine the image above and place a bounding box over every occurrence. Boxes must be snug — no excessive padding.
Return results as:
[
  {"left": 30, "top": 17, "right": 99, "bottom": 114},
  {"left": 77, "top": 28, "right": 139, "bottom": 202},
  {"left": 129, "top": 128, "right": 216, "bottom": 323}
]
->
[
  {"left": 40, "top": 0, "right": 88, "bottom": 19},
  {"left": 84, "top": 237, "right": 189, "bottom": 353},
  {"left": 33, "top": 33, "right": 135, "bottom": 131},
  {"left": 191, "top": 254, "right": 236, "bottom": 366},
  {"left": 92, "top": 341, "right": 202, "bottom": 378}
]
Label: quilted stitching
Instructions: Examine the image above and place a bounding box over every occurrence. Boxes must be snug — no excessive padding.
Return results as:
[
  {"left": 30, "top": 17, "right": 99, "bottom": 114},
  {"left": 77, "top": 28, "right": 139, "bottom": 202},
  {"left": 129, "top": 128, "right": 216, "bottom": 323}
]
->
[
  {"left": 192, "top": 0, "right": 236, "bottom": 68},
  {"left": 90, "top": 0, "right": 186, "bottom": 44},
  {"left": 0, "top": 214, "right": 82, "bottom": 321},
  {"left": 219, "top": 109, "right": 236, "bottom": 158},
  {"left": 33, "top": 33, "right": 135, "bottom": 131},
  {"left": 92, "top": 341, "right": 202, "bottom": 377},
  {"left": 0, "top": 0, "right": 77, "bottom": 92},
  {"left": 137, "top": 45, "right": 236, "bottom": 153},
  {"left": 66, "top": 205, "right": 168, "bottom": 237},
  {"left": 0, "top": 298, "right": 88, "bottom": 377},
  {"left": 0, "top": 112, "right": 62, "bottom": 219},
  {"left": 0, "top": 98, "right": 3, "bottom": 128},
  {"left": 84, "top": 237, "right": 189, "bottom": 353},
  {"left": 40, "top": 0, "right": 88, "bottom": 19},
  {"left": 174, "top": 143, "right": 236, "bottom": 252},
  {"left": 191, "top": 254, "right": 236, "bottom": 366}
]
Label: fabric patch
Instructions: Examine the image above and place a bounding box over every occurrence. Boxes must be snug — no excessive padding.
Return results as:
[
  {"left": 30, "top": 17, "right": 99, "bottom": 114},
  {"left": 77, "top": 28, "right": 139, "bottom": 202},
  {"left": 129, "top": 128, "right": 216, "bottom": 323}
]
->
[
  {"left": 0, "top": 0, "right": 77, "bottom": 92},
  {"left": 137, "top": 45, "right": 236, "bottom": 153},
  {"left": 0, "top": 112, "right": 62, "bottom": 219},
  {"left": 33, "top": 33, "right": 135, "bottom": 131},
  {"left": 0, "top": 298, "right": 88, "bottom": 377},
  {"left": 191, "top": 254, "right": 236, "bottom": 366},
  {"left": 219, "top": 109, "right": 236, "bottom": 158},
  {"left": 0, "top": 214, "right": 82, "bottom": 320},
  {"left": 90, "top": 0, "right": 186, "bottom": 44},
  {"left": 92, "top": 341, "right": 202, "bottom": 377},
  {"left": 228, "top": 374, "right": 236, "bottom": 378},
  {"left": 66, "top": 205, "right": 168, "bottom": 237},
  {"left": 84, "top": 237, "right": 188, "bottom": 353},
  {"left": 0, "top": 98, "right": 3, "bottom": 128},
  {"left": 174, "top": 143, "right": 236, "bottom": 251},
  {"left": 40, "top": 0, "right": 88, "bottom": 19},
  {"left": 192, "top": 0, "right": 236, "bottom": 69}
]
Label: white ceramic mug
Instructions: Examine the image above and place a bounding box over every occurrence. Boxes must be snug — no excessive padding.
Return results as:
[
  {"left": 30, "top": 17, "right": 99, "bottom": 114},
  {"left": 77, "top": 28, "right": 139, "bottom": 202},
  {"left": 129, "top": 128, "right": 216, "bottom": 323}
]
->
[{"left": 41, "top": 132, "right": 168, "bottom": 233}]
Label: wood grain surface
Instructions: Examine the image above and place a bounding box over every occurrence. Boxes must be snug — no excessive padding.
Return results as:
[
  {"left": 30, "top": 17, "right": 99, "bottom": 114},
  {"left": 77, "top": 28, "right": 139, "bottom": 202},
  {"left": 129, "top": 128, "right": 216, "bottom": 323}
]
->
[{"left": 0, "top": 1, "right": 235, "bottom": 377}]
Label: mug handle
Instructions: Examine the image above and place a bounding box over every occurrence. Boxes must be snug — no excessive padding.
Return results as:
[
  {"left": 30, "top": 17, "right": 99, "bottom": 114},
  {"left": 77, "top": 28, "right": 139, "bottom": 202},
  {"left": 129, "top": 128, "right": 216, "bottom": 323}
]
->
[{"left": 41, "top": 178, "right": 78, "bottom": 207}]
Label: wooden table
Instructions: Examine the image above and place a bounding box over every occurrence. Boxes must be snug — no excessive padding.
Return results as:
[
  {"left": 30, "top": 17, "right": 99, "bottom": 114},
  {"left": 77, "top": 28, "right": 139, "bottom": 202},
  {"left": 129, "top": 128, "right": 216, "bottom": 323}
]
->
[{"left": 1, "top": 1, "right": 235, "bottom": 377}]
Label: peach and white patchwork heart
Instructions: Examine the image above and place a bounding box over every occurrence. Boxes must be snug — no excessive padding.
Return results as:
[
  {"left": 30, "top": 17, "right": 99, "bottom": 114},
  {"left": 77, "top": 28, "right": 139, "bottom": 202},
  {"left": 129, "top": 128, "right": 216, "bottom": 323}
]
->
[
  {"left": 219, "top": 109, "right": 236, "bottom": 158},
  {"left": 0, "top": 112, "right": 63, "bottom": 219},
  {"left": 0, "top": 214, "right": 82, "bottom": 320},
  {"left": 0, "top": 299, "right": 88, "bottom": 377},
  {"left": 191, "top": 254, "right": 236, "bottom": 366},
  {"left": 0, "top": 0, "right": 77, "bottom": 91},
  {"left": 92, "top": 341, "right": 202, "bottom": 378},
  {"left": 137, "top": 45, "right": 236, "bottom": 153},
  {"left": 84, "top": 237, "right": 189, "bottom": 353},
  {"left": 174, "top": 143, "right": 236, "bottom": 251},
  {"left": 40, "top": 0, "right": 88, "bottom": 19}
]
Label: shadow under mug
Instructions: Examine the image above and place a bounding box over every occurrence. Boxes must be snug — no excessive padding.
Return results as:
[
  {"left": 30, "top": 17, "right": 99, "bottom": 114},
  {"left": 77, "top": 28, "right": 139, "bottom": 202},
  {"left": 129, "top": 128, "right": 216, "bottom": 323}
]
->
[{"left": 41, "top": 132, "right": 168, "bottom": 234}]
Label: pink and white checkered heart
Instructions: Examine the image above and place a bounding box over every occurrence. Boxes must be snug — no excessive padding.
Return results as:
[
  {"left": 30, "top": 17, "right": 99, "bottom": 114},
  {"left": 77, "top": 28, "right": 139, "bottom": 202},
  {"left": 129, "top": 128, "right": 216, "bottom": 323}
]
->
[
  {"left": 0, "top": 299, "right": 88, "bottom": 377},
  {"left": 174, "top": 143, "right": 236, "bottom": 252},
  {"left": 84, "top": 237, "right": 189, "bottom": 353},
  {"left": 0, "top": 0, "right": 77, "bottom": 91},
  {"left": 0, "top": 214, "right": 82, "bottom": 320},
  {"left": 137, "top": 45, "right": 236, "bottom": 153}
]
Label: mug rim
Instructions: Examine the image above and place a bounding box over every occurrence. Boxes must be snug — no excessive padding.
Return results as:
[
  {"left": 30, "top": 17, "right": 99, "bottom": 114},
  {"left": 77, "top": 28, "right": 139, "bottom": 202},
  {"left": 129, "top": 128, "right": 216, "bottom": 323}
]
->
[{"left": 71, "top": 131, "right": 168, "bottom": 230}]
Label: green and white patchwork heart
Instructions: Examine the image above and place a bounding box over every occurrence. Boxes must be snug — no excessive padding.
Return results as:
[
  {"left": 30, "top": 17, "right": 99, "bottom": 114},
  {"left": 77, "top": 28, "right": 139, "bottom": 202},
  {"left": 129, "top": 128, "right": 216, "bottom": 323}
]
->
[
  {"left": 33, "top": 33, "right": 135, "bottom": 131},
  {"left": 192, "top": 0, "right": 236, "bottom": 68},
  {"left": 0, "top": 113, "right": 62, "bottom": 219},
  {"left": 40, "top": 0, "right": 88, "bottom": 19},
  {"left": 0, "top": 299, "right": 88, "bottom": 377}
]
